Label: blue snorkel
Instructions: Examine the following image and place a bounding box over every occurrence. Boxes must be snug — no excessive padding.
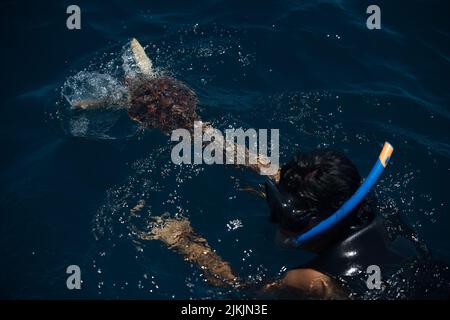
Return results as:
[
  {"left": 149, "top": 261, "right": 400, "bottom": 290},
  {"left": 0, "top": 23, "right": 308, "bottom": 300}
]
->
[{"left": 266, "top": 142, "right": 394, "bottom": 247}]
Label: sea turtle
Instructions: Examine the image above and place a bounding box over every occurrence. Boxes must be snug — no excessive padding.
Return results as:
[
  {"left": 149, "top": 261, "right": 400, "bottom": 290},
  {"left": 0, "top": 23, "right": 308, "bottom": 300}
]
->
[
  {"left": 72, "top": 38, "right": 199, "bottom": 133},
  {"left": 71, "top": 38, "right": 278, "bottom": 179}
]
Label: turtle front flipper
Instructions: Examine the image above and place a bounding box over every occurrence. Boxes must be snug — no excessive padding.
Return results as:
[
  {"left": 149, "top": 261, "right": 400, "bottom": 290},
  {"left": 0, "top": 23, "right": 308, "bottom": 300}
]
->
[
  {"left": 126, "top": 38, "right": 155, "bottom": 77},
  {"left": 72, "top": 98, "right": 110, "bottom": 109},
  {"left": 72, "top": 95, "right": 128, "bottom": 110}
]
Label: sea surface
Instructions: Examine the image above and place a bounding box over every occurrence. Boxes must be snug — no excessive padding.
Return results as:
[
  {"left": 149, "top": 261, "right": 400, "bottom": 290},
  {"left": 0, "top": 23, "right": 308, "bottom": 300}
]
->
[{"left": 1, "top": 0, "right": 449, "bottom": 299}]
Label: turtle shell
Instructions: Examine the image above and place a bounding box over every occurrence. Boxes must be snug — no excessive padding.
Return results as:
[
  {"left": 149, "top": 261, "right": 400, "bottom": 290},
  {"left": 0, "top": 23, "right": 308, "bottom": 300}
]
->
[{"left": 128, "top": 75, "right": 199, "bottom": 133}]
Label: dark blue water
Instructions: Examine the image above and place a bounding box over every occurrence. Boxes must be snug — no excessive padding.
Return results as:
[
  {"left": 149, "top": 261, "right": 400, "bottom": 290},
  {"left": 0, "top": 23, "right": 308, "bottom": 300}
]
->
[{"left": 1, "top": 0, "right": 449, "bottom": 299}]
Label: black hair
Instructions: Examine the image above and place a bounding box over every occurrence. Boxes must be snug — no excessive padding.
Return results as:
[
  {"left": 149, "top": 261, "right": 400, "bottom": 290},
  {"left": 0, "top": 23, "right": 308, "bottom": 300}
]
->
[{"left": 277, "top": 149, "right": 375, "bottom": 239}]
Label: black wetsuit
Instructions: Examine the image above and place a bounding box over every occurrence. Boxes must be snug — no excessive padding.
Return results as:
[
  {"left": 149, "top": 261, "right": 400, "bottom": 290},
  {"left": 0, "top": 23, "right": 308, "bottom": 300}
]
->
[{"left": 304, "top": 216, "right": 450, "bottom": 299}]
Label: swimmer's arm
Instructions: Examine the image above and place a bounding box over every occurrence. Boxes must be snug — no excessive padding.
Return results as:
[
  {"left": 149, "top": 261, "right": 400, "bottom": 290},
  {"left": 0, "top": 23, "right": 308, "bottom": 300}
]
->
[
  {"left": 202, "top": 124, "right": 280, "bottom": 182},
  {"left": 136, "top": 216, "right": 240, "bottom": 287},
  {"left": 135, "top": 215, "right": 346, "bottom": 298}
]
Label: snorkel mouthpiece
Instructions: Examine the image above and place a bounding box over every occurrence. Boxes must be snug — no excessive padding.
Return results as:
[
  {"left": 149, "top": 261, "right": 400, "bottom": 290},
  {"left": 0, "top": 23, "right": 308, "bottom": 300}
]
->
[
  {"left": 265, "top": 179, "right": 313, "bottom": 231},
  {"left": 266, "top": 142, "right": 394, "bottom": 247}
]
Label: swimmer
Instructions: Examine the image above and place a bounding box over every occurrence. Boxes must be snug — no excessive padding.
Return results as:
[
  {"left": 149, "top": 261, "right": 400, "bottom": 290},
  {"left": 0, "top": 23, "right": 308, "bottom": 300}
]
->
[
  {"left": 135, "top": 143, "right": 450, "bottom": 299},
  {"left": 71, "top": 38, "right": 277, "bottom": 179}
]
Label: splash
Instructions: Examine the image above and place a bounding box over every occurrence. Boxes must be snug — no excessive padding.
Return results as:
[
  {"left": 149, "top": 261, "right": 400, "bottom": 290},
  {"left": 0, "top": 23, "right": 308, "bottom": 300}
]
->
[
  {"left": 62, "top": 71, "right": 127, "bottom": 107},
  {"left": 58, "top": 46, "right": 148, "bottom": 140}
]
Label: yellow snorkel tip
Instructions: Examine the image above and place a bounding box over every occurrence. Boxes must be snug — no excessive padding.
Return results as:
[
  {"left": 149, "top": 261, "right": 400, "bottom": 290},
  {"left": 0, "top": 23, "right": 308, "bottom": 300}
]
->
[{"left": 379, "top": 142, "right": 394, "bottom": 168}]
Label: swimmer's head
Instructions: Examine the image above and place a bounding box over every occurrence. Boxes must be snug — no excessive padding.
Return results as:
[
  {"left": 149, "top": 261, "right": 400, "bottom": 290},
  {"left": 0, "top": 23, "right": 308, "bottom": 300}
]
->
[
  {"left": 127, "top": 75, "right": 199, "bottom": 133},
  {"left": 270, "top": 149, "right": 375, "bottom": 252}
]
